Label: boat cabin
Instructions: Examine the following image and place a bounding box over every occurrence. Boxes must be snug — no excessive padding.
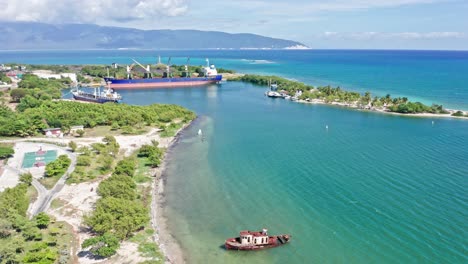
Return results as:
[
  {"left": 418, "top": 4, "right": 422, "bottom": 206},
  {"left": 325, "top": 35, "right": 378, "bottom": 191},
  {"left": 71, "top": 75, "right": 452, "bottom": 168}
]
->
[{"left": 239, "top": 229, "right": 269, "bottom": 245}]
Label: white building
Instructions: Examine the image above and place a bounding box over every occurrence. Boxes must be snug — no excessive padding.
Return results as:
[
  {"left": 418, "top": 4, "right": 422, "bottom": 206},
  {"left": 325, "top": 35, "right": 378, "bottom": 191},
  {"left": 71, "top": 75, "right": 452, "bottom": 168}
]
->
[{"left": 32, "top": 70, "right": 77, "bottom": 83}]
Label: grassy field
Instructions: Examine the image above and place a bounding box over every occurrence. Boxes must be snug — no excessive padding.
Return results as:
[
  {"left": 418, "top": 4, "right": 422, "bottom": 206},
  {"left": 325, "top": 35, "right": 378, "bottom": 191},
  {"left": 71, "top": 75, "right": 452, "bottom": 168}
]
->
[
  {"left": 39, "top": 175, "right": 61, "bottom": 189},
  {"left": 82, "top": 125, "right": 150, "bottom": 138}
]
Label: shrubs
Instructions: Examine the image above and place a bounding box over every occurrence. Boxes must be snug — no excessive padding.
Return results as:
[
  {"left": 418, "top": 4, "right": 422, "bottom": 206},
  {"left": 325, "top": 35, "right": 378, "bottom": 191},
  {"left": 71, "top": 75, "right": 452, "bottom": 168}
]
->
[
  {"left": 84, "top": 153, "right": 158, "bottom": 258},
  {"left": 0, "top": 184, "right": 29, "bottom": 218},
  {"left": 0, "top": 100, "right": 196, "bottom": 137},
  {"left": 81, "top": 233, "right": 120, "bottom": 258},
  {"left": 45, "top": 155, "right": 71, "bottom": 178},
  {"left": 113, "top": 158, "right": 137, "bottom": 177},
  {"left": 452, "top": 110, "right": 465, "bottom": 117},
  {"left": 19, "top": 173, "right": 33, "bottom": 186},
  {"left": 68, "top": 141, "right": 77, "bottom": 152},
  {"left": 0, "top": 145, "right": 14, "bottom": 159},
  {"left": 0, "top": 184, "right": 66, "bottom": 264},
  {"left": 138, "top": 144, "right": 163, "bottom": 168},
  {"left": 34, "top": 213, "right": 50, "bottom": 229},
  {"left": 97, "top": 175, "right": 137, "bottom": 200},
  {"left": 84, "top": 197, "right": 148, "bottom": 240}
]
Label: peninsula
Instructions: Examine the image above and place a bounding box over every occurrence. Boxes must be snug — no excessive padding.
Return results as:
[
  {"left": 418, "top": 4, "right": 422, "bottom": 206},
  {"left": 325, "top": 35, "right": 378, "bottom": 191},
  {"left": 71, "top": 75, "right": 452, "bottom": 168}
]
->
[{"left": 228, "top": 74, "right": 468, "bottom": 119}]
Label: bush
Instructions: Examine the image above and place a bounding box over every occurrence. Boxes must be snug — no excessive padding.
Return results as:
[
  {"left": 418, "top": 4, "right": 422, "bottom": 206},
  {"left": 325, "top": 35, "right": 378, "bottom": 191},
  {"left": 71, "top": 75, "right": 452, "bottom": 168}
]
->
[
  {"left": 113, "top": 158, "right": 137, "bottom": 177},
  {"left": 19, "top": 172, "right": 33, "bottom": 186},
  {"left": 68, "top": 141, "right": 77, "bottom": 152},
  {"left": 76, "top": 129, "right": 85, "bottom": 137},
  {"left": 85, "top": 197, "right": 149, "bottom": 239},
  {"left": 45, "top": 155, "right": 71, "bottom": 177},
  {"left": 0, "top": 184, "right": 29, "bottom": 218},
  {"left": 0, "top": 145, "right": 14, "bottom": 159},
  {"left": 97, "top": 175, "right": 137, "bottom": 200},
  {"left": 34, "top": 212, "right": 50, "bottom": 229},
  {"left": 452, "top": 110, "right": 465, "bottom": 117},
  {"left": 76, "top": 155, "right": 91, "bottom": 166},
  {"left": 82, "top": 233, "right": 120, "bottom": 258}
]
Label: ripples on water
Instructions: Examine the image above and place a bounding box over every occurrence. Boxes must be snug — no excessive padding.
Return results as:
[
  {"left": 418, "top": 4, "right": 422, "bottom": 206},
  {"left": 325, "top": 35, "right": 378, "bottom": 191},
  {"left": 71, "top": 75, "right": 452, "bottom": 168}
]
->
[{"left": 133, "top": 83, "right": 468, "bottom": 264}]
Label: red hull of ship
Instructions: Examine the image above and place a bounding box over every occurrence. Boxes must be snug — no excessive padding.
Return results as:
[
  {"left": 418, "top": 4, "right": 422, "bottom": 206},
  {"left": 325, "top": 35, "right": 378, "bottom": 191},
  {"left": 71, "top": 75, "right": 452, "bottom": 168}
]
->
[{"left": 109, "top": 80, "right": 219, "bottom": 90}]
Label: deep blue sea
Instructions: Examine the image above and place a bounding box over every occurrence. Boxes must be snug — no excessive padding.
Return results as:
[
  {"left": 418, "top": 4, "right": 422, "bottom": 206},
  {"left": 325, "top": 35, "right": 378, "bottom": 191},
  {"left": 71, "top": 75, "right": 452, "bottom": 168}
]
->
[{"left": 1, "top": 50, "right": 467, "bottom": 263}]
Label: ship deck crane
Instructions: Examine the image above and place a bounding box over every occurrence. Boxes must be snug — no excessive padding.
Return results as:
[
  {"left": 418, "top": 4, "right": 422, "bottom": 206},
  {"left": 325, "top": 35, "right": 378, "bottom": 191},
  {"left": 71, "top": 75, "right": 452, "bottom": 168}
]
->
[
  {"left": 126, "top": 63, "right": 136, "bottom": 79},
  {"left": 132, "top": 58, "right": 152, "bottom": 78}
]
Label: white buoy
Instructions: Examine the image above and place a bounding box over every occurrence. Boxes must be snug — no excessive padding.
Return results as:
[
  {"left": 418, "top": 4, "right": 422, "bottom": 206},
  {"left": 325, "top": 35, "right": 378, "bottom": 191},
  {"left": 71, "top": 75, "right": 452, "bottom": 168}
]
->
[
  {"left": 325, "top": 125, "right": 329, "bottom": 130},
  {"left": 432, "top": 121, "right": 434, "bottom": 126},
  {"left": 198, "top": 129, "right": 202, "bottom": 136}
]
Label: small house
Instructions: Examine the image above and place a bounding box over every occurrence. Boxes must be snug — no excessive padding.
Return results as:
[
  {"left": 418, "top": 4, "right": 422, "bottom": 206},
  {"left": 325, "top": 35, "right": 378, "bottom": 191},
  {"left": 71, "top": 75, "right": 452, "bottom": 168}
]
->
[
  {"left": 70, "top": 125, "right": 84, "bottom": 134},
  {"left": 43, "top": 128, "right": 62, "bottom": 137}
]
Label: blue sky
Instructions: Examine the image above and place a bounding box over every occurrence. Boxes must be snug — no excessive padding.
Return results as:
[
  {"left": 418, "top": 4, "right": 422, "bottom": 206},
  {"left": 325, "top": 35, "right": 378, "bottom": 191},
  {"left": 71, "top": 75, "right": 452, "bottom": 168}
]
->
[{"left": 2, "top": 0, "right": 467, "bottom": 49}]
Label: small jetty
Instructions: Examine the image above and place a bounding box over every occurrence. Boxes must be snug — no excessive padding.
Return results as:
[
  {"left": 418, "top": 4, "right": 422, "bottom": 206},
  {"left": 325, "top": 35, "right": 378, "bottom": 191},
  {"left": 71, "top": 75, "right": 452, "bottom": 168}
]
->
[{"left": 225, "top": 229, "right": 291, "bottom": 251}]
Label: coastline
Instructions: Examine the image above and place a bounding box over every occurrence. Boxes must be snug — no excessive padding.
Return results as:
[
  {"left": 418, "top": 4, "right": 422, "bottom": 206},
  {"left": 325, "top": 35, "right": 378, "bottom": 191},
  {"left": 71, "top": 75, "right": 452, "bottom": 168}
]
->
[
  {"left": 294, "top": 99, "right": 468, "bottom": 120},
  {"left": 150, "top": 119, "right": 198, "bottom": 264}
]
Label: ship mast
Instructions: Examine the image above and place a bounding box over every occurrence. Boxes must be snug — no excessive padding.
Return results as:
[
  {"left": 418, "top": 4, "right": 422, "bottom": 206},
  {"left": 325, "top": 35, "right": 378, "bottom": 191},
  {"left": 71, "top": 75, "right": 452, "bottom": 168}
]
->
[
  {"left": 166, "top": 57, "right": 172, "bottom": 78},
  {"left": 185, "top": 57, "right": 190, "bottom": 77}
]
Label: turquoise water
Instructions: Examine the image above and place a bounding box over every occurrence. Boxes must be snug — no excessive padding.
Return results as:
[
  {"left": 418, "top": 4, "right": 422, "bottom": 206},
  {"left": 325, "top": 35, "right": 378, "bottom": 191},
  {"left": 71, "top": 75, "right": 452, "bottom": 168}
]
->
[
  {"left": 120, "top": 83, "right": 468, "bottom": 263},
  {"left": 2, "top": 50, "right": 467, "bottom": 262},
  {"left": 2, "top": 50, "right": 468, "bottom": 109}
]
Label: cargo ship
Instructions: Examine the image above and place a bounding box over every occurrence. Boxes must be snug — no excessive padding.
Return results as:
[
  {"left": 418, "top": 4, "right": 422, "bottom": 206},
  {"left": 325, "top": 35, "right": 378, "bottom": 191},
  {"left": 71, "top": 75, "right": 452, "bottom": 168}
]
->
[
  {"left": 72, "top": 83, "right": 122, "bottom": 103},
  {"left": 104, "top": 58, "right": 222, "bottom": 90}
]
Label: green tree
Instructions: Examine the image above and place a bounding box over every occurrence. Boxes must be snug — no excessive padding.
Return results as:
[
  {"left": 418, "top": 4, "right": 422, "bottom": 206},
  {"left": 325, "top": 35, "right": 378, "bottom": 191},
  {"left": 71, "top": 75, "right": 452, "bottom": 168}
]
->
[
  {"left": 0, "top": 218, "right": 13, "bottom": 239},
  {"left": 0, "top": 145, "right": 14, "bottom": 159},
  {"left": 19, "top": 172, "right": 33, "bottom": 186},
  {"left": 85, "top": 197, "right": 149, "bottom": 239},
  {"left": 0, "top": 236, "right": 23, "bottom": 263},
  {"left": 76, "top": 155, "right": 91, "bottom": 166},
  {"left": 97, "top": 175, "right": 137, "bottom": 200},
  {"left": 34, "top": 212, "right": 50, "bottom": 229},
  {"left": 113, "top": 158, "right": 137, "bottom": 177},
  {"left": 76, "top": 129, "right": 85, "bottom": 137},
  {"left": 81, "top": 233, "right": 120, "bottom": 258},
  {"left": 0, "top": 184, "right": 29, "bottom": 218},
  {"left": 45, "top": 155, "right": 71, "bottom": 177},
  {"left": 10, "top": 88, "right": 28, "bottom": 102},
  {"left": 68, "top": 141, "right": 77, "bottom": 152}
]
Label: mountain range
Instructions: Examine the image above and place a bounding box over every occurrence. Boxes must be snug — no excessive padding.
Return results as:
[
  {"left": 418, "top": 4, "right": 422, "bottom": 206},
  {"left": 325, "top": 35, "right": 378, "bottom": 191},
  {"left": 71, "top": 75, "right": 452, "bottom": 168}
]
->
[{"left": 0, "top": 21, "right": 308, "bottom": 50}]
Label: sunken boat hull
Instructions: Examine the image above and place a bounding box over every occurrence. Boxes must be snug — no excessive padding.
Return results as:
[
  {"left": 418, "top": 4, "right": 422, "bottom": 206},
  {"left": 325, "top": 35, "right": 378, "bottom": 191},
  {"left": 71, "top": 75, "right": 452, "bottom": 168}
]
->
[{"left": 225, "top": 231, "right": 291, "bottom": 251}]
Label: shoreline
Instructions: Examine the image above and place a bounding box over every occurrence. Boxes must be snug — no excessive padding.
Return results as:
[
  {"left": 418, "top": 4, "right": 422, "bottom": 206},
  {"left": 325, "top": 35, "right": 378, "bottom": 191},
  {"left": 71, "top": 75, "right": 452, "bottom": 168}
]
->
[
  {"left": 294, "top": 99, "right": 468, "bottom": 120},
  {"left": 150, "top": 119, "right": 199, "bottom": 264}
]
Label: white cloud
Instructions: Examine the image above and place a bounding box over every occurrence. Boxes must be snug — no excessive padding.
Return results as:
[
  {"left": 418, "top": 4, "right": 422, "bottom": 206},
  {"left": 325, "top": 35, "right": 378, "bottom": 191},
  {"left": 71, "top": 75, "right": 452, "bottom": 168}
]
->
[
  {"left": 0, "top": 0, "right": 188, "bottom": 23},
  {"left": 319, "top": 31, "right": 467, "bottom": 40}
]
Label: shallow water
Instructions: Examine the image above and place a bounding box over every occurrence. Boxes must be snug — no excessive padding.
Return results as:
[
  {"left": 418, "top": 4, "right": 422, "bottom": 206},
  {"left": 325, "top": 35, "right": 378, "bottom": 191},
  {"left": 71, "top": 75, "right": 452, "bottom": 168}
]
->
[{"left": 119, "top": 83, "right": 467, "bottom": 263}]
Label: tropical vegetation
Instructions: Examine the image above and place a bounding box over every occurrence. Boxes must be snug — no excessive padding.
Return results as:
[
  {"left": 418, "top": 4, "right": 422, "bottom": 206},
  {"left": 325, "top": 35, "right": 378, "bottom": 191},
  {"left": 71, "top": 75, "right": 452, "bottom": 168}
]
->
[
  {"left": 229, "top": 74, "right": 460, "bottom": 116},
  {"left": 0, "top": 184, "right": 74, "bottom": 263}
]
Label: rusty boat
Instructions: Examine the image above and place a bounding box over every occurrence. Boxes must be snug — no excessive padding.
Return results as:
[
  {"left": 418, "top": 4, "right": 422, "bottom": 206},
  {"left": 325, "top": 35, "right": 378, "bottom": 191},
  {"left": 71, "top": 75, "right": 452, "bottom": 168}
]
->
[{"left": 225, "top": 229, "right": 291, "bottom": 250}]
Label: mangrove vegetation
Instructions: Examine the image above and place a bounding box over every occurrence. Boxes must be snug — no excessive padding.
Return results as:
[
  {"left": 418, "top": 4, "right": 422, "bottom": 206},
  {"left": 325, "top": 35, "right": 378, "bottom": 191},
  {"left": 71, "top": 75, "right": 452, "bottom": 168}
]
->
[{"left": 230, "top": 74, "right": 467, "bottom": 116}]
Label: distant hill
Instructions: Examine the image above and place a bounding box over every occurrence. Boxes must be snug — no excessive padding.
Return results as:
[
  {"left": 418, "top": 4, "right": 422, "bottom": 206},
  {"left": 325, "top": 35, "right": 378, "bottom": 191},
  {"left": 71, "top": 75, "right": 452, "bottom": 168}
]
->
[{"left": 0, "top": 21, "right": 308, "bottom": 50}]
